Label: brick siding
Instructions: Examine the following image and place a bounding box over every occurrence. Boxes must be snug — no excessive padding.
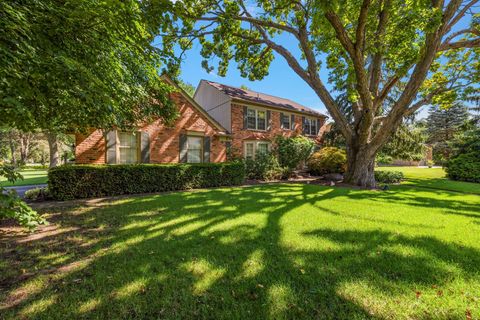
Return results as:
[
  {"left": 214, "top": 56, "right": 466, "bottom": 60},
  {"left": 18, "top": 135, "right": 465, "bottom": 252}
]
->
[
  {"left": 229, "top": 103, "right": 326, "bottom": 157},
  {"left": 75, "top": 91, "right": 227, "bottom": 164}
]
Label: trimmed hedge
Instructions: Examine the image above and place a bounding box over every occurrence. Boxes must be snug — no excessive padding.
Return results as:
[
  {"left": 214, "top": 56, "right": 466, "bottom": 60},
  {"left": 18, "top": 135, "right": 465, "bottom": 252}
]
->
[
  {"left": 374, "top": 170, "right": 404, "bottom": 184},
  {"left": 48, "top": 162, "right": 245, "bottom": 200}
]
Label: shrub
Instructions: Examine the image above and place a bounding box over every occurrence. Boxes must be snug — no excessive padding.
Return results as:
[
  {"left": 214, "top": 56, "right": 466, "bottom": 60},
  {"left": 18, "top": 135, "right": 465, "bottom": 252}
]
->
[
  {"left": 25, "top": 187, "right": 52, "bottom": 201},
  {"left": 307, "top": 147, "right": 347, "bottom": 175},
  {"left": 374, "top": 170, "right": 404, "bottom": 183},
  {"left": 48, "top": 162, "right": 245, "bottom": 200},
  {"left": 275, "top": 135, "right": 315, "bottom": 176},
  {"left": 245, "top": 152, "right": 284, "bottom": 181},
  {"left": 0, "top": 165, "right": 46, "bottom": 230},
  {"left": 445, "top": 152, "right": 480, "bottom": 183}
]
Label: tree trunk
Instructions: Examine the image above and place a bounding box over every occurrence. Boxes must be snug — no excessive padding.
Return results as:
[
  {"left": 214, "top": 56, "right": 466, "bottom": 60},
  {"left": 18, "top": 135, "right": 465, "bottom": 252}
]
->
[
  {"left": 9, "top": 140, "right": 17, "bottom": 166},
  {"left": 344, "top": 143, "right": 377, "bottom": 188},
  {"left": 47, "top": 132, "right": 60, "bottom": 168}
]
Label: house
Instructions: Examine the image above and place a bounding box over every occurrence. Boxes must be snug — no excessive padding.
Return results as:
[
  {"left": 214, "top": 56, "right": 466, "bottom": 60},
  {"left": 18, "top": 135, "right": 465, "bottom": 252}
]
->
[
  {"left": 75, "top": 76, "right": 229, "bottom": 164},
  {"left": 194, "top": 80, "right": 328, "bottom": 159}
]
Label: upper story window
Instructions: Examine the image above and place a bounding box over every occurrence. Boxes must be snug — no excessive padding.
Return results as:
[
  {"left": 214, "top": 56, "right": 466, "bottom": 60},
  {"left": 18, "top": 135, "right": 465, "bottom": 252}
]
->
[
  {"left": 281, "top": 113, "right": 292, "bottom": 130},
  {"left": 118, "top": 132, "right": 139, "bottom": 164},
  {"left": 304, "top": 118, "right": 319, "bottom": 136},
  {"left": 246, "top": 107, "right": 267, "bottom": 131}
]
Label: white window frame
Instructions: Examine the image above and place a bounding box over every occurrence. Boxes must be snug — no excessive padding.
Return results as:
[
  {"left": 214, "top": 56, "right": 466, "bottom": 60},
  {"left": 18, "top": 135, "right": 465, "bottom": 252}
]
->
[
  {"left": 246, "top": 106, "right": 267, "bottom": 131},
  {"left": 304, "top": 117, "right": 318, "bottom": 136},
  {"left": 281, "top": 113, "right": 292, "bottom": 130},
  {"left": 244, "top": 141, "right": 271, "bottom": 160},
  {"left": 117, "top": 131, "right": 139, "bottom": 164},
  {"left": 186, "top": 135, "right": 204, "bottom": 163}
]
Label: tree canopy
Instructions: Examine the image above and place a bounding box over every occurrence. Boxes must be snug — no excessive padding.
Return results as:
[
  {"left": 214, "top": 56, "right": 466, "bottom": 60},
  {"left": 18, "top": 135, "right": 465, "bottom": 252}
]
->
[
  {"left": 1, "top": 0, "right": 177, "bottom": 133},
  {"left": 156, "top": 0, "right": 480, "bottom": 186}
]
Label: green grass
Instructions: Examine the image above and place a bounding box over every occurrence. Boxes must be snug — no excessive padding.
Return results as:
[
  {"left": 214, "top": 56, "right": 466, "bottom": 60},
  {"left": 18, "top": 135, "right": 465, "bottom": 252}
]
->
[
  {"left": 1, "top": 173, "right": 480, "bottom": 319},
  {"left": 0, "top": 168, "right": 48, "bottom": 187},
  {"left": 377, "top": 166, "right": 480, "bottom": 194}
]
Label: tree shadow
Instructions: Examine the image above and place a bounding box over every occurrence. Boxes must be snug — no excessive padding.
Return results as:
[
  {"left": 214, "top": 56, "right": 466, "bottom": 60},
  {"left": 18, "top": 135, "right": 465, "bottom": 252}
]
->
[{"left": 1, "top": 184, "right": 479, "bottom": 319}]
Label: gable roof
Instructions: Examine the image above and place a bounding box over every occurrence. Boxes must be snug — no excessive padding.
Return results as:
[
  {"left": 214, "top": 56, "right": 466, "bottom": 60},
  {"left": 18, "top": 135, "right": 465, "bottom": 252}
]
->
[
  {"left": 161, "top": 75, "right": 228, "bottom": 134},
  {"left": 202, "top": 80, "right": 327, "bottom": 118}
]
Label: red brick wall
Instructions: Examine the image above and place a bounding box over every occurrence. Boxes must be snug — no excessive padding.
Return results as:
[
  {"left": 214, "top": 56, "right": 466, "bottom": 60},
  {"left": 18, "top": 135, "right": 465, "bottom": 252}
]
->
[
  {"left": 75, "top": 91, "right": 227, "bottom": 164},
  {"left": 230, "top": 103, "right": 326, "bottom": 157}
]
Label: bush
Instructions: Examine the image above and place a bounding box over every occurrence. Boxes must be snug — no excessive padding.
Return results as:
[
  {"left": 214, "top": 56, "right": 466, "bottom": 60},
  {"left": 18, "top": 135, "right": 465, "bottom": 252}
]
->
[
  {"left": 307, "top": 147, "right": 347, "bottom": 175},
  {"left": 245, "top": 152, "right": 284, "bottom": 181},
  {"left": 1, "top": 165, "right": 46, "bottom": 230},
  {"left": 374, "top": 170, "right": 404, "bottom": 183},
  {"left": 445, "top": 152, "right": 480, "bottom": 183},
  {"left": 25, "top": 187, "right": 52, "bottom": 201},
  {"left": 275, "top": 136, "right": 315, "bottom": 176},
  {"left": 48, "top": 162, "right": 245, "bottom": 200}
]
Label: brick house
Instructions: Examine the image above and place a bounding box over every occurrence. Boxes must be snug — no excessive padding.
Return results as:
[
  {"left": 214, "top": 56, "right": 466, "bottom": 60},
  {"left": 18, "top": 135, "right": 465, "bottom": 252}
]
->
[
  {"left": 75, "top": 76, "right": 229, "bottom": 165},
  {"left": 194, "top": 80, "right": 328, "bottom": 159}
]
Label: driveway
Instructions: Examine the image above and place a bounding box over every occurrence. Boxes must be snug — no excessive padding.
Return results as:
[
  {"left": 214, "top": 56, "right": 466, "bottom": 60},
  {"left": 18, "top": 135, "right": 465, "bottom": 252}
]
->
[{"left": 3, "top": 184, "right": 47, "bottom": 198}]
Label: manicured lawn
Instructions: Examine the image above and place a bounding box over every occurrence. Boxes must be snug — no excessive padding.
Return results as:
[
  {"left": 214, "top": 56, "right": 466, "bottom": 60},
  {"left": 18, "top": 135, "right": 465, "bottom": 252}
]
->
[
  {"left": 0, "top": 169, "right": 48, "bottom": 187},
  {"left": 1, "top": 176, "right": 479, "bottom": 319},
  {"left": 377, "top": 166, "right": 480, "bottom": 194}
]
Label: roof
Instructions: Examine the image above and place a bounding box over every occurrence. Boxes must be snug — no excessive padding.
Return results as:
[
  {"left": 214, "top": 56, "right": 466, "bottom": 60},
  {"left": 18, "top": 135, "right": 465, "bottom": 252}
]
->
[
  {"left": 202, "top": 80, "right": 327, "bottom": 117},
  {"left": 160, "top": 75, "right": 228, "bottom": 134}
]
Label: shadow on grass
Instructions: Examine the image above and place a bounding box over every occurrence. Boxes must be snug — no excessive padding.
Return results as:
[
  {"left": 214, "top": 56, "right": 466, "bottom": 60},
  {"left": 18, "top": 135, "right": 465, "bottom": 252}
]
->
[{"left": 1, "top": 184, "right": 479, "bottom": 319}]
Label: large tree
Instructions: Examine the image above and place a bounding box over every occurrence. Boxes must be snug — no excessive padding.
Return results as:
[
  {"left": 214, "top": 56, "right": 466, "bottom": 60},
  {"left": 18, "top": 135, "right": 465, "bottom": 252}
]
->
[
  {"left": 157, "top": 0, "right": 480, "bottom": 186},
  {"left": 1, "top": 0, "right": 177, "bottom": 133}
]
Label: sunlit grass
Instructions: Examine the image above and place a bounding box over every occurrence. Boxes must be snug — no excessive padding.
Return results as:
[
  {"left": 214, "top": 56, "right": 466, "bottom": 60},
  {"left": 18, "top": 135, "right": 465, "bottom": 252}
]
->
[
  {"left": 377, "top": 166, "right": 480, "bottom": 194},
  {"left": 0, "top": 168, "right": 48, "bottom": 187},
  {"left": 1, "top": 174, "right": 479, "bottom": 319}
]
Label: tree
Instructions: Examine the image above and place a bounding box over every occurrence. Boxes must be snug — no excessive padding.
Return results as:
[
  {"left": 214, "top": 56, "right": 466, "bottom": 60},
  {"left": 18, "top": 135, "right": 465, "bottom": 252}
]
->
[
  {"left": 178, "top": 79, "right": 196, "bottom": 97},
  {"left": 1, "top": 0, "right": 178, "bottom": 229},
  {"left": 157, "top": 0, "right": 480, "bottom": 187},
  {"left": 1, "top": 0, "right": 177, "bottom": 133},
  {"left": 426, "top": 102, "right": 470, "bottom": 161}
]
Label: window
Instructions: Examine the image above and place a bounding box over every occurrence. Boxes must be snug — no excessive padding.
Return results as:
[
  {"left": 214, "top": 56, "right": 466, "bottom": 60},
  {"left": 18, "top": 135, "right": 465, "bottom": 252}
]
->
[
  {"left": 304, "top": 118, "right": 318, "bottom": 136},
  {"left": 281, "top": 113, "right": 291, "bottom": 129},
  {"left": 118, "top": 132, "right": 139, "bottom": 164},
  {"left": 187, "top": 136, "right": 203, "bottom": 163},
  {"left": 244, "top": 141, "right": 270, "bottom": 160},
  {"left": 246, "top": 107, "right": 267, "bottom": 131}
]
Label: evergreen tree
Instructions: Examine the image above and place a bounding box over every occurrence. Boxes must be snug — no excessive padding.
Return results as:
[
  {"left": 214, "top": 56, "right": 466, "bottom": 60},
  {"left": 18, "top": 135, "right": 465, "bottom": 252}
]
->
[{"left": 426, "top": 103, "right": 470, "bottom": 161}]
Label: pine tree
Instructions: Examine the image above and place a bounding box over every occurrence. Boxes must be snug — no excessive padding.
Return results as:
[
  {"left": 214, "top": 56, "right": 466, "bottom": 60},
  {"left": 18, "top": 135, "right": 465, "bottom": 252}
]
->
[{"left": 426, "top": 103, "right": 470, "bottom": 161}]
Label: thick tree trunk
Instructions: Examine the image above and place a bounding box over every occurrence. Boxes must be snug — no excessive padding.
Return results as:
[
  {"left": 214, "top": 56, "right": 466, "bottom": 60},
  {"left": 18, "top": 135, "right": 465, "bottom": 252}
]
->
[
  {"left": 344, "top": 143, "right": 377, "bottom": 188},
  {"left": 47, "top": 132, "right": 60, "bottom": 168}
]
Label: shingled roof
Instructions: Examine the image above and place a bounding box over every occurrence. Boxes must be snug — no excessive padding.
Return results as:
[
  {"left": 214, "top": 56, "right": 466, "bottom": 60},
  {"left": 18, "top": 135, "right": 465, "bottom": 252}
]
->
[{"left": 203, "top": 80, "right": 327, "bottom": 117}]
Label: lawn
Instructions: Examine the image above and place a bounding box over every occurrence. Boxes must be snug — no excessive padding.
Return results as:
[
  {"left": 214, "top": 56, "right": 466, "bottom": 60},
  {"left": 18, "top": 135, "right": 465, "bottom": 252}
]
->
[
  {"left": 377, "top": 166, "right": 480, "bottom": 194},
  {"left": 1, "top": 170, "right": 479, "bottom": 319},
  {"left": 0, "top": 168, "right": 48, "bottom": 187}
]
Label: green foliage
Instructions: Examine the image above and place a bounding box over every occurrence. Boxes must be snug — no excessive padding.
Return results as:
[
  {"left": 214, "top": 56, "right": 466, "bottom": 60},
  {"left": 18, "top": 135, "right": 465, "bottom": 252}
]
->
[
  {"left": 445, "top": 153, "right": 480, "bottom": 183},
  {"left": 24, "top": 187, "right": 52, "bottom": 202},
  {"left": 1, "top": 0, "right": 177, "bottom": 132},
  {"left": 445, "top": 128, "right": 480, "bottom": 183},
  {"left": 308, "top": 147, "right": 347, "bottom": 175},
  {"left": 0, "top": 165, "right": 46, "bottom": 229},
  {"left": 374, "top": 171, "right": 404, "bottom": 184},
  {"left": 178, "top": 79, "right": 196, "bottom": 97},
  {"left": 274, "top": 136, "right": 315, "bottom": 175},
  {"left": 48, "top": 163, "right": 245, "bottom": 200},
  {"left": 376, "top": 154, "right": 393, "bottom": 165},
  {"left": 426, "top": 103, "right": 470, "bottom": 162},
  {"left": 380, "top": 123, "right": 427, "bottom": 161},
  {"left": 245, "top": 152, "right": 284, "bottom": 181}
]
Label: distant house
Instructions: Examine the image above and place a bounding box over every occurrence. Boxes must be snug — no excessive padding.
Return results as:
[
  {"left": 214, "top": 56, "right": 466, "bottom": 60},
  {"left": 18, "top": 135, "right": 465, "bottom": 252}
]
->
[
  {"left": 194, "top": 80, "right": 328, "bottom": 159},
  {"left": 75, "top": 76, "right": 229, "bottom": 164}
]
